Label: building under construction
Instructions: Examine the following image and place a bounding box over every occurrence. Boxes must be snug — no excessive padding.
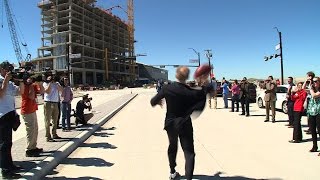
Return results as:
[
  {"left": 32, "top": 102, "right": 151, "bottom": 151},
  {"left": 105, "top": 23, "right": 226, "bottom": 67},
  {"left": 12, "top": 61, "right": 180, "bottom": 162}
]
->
[{"left": 34, "top": 0, "right": 137, "bottom": 86}]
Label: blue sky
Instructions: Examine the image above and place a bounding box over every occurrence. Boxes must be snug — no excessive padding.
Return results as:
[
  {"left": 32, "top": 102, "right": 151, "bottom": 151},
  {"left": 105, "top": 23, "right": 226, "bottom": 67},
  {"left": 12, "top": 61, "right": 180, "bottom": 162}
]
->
[{"left": 1, "top": 0, "right": 319, "bottom": 81}]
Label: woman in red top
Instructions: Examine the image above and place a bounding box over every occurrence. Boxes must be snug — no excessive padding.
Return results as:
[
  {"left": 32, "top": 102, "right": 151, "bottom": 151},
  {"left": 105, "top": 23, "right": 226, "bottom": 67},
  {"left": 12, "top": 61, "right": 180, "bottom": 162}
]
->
[{"left": 289, "top": 82, "right": 307, "bottom": 143}]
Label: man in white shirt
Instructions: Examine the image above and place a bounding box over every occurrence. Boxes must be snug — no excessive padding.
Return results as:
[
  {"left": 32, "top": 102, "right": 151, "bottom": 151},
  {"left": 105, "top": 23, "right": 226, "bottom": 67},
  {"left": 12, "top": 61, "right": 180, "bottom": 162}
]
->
[
  {"left": 0, "top": 61, "right": 23, "bottom": 178},
  {"left": 43, "top": 74, "right": 63, "bottom": 142}
]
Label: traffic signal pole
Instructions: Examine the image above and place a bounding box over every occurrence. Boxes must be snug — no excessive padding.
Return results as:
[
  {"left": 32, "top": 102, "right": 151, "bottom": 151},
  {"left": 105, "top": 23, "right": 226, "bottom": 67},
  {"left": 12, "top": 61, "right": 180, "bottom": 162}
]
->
[{"left": 279, "top": 31, "right": 284, "bottom": 85}]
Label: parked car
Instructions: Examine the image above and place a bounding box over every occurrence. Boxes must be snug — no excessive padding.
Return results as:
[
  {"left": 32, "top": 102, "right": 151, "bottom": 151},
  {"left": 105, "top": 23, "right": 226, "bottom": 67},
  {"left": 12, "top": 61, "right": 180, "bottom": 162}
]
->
[{"left": 257, "top": 85, "right": 289, "bottom": 113}]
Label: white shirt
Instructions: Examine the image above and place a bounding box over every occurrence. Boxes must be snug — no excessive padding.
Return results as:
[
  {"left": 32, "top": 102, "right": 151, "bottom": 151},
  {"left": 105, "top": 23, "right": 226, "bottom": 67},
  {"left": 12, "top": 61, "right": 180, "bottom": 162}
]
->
[
  {"left": 43, "top": 82, "right": 60, "bottom": 102},
  {"left": 0, "top": 75, "right": 19, "bottom": 118}
]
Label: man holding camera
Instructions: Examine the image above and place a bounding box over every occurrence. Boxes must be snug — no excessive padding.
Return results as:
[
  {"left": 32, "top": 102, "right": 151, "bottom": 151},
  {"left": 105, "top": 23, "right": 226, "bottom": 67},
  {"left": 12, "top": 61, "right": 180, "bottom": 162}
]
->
[
  {"left": 303, "top": 71, "right": 316, "bottom": 134},
  {"left": 263, "top": 76, "right": 277, "bottom": 123},
  {"left": 75, "top": 95, "right": 92, "bottom": 126},
  {"left": 0, "top": 61, "right": 23, "bottom": 178},
  {"left": 20, "top": 77, "right": 43, "bottom": 157},
  {"left": 43, "top": 74, "right": 63, "bottom": 142}
]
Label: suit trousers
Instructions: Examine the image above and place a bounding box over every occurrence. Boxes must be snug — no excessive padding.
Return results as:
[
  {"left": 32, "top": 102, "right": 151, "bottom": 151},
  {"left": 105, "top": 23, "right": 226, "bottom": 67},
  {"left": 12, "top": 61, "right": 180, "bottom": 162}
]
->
[
  {"left": 0, "top": 111, "right": 15, "bottom": 171},
  {"left": 231, "top": 95, "right": 239, "bottom": 112},
  {"left": 265, "top": 101, "right": 276, "bottom": 120},
  {"left": 240, "top": 97, "right": 250, "bottom": 115},
  {"left": 22, "top": 112, "right": 38, "bottom": 150},
  {"left": 309, "top": 114, "right": 320, "bottom": 148},
  {"left": 212, "top": 97, "right": 217, "bottom": 109},
  {"left": 166, "top": 119, "right": 195, "bottom": 180},
  {"left": 293, "top": 111, "right": 303, "bottom": 141},
  {"left": 44, "top": 102, "right": 59, "bottom": 139},
  {"left": 287, "top": 101, "right": 294, "bottom": 125}
]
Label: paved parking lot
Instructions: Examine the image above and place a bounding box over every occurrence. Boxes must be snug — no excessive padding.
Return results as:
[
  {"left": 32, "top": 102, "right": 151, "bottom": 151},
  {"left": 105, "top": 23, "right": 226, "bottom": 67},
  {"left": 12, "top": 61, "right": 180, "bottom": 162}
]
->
[{"left": 45, "top": 89, "right": 319, "bottom": 180}]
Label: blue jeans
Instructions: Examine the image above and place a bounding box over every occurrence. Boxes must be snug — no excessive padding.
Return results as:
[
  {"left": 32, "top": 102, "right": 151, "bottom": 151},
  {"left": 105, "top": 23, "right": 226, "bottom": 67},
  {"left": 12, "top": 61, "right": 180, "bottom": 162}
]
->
[
  {"left": 223, "top": 93, "right": 228, "bottom": 108},
  {"left": 61, "top": 102, "right": 71, "bottom": 129}
]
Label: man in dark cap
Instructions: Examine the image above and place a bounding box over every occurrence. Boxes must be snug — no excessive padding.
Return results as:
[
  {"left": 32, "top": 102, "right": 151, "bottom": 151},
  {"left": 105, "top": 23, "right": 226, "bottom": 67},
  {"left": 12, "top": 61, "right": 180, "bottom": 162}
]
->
[{"left": 150, "top": 66, "right": 209, "bottom": 180}]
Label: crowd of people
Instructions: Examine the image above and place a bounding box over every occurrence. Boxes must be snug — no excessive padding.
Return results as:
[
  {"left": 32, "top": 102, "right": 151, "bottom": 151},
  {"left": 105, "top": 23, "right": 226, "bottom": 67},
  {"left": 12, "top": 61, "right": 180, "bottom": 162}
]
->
[
  {"left": 152, "top": 68, "right": 320, "bottom": 180},
  {"left": 207, "top": 71, "right": 320, "bottom": 155},
  {"left": 0, "top": 61, "right": 92, "bottom": 178}
]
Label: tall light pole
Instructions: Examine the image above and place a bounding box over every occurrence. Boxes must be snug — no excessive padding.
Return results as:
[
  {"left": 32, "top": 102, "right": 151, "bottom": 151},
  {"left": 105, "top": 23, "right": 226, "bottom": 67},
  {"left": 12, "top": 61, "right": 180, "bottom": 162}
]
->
[
  {"left": 205, "top": 49, "right": 213, "bottom": 75},
  {"left": 274, "top": 27, "right": 284, "bottom": 85},
  {"left": 188, "top": 48, "right": 201, "bottom": 67}
]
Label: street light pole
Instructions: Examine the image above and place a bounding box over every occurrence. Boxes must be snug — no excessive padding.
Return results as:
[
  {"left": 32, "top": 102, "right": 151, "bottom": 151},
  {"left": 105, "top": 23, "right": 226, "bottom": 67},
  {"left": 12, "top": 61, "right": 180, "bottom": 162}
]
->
[
  {"left": 188, "top": 48, "right": 201, "bottom": 67},
  {"left": 205, "top": 49, "right": 213, "bottom": 75},
  {"left": 66, "top": 43, "right": 70, "bottom": 84},
  {"left": 275, "top": 27, "right": 284, "bottom": 85}
]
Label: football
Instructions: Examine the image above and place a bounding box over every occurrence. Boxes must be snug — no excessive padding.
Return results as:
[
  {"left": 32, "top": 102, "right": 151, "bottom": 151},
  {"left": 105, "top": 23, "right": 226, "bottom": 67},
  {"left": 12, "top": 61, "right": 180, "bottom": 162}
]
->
[{"left": 194, "top": 63, "right": 212, "bottom": 79}]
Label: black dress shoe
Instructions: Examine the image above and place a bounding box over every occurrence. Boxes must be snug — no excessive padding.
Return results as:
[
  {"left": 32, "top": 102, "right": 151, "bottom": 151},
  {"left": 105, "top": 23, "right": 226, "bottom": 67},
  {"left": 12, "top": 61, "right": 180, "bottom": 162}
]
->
[
  {"left": 272, "top": 120, "right": 276, "bottom": 123},
  {"left": 288, "top": 140, "right": 301, "bottom": 143},
  {"left": 264, "top": 119, "right": 269, "bottom": 122},
  {"left": 34, "top": 147, "right": 43, "bottom": 153},
  {"left": 239, "top": 113, "right": 245, "bottom": 115},
  {"left": 1, "top": 170, "right": 22, "bottom": 179},
  {"left": 246, "top": 114, "right": 250, "bottom": 117},
  {"left": 53, "top": 135, "right": 62, "bottom": 139},
  {"left": 309, "top": 147, "right": 318, "bottom": 152},
  {"left": 26, "top": 150, "right": 40, "bottom": 157},
  {"left": 11, "top": 165, "right": 23, "bottom": 171}
]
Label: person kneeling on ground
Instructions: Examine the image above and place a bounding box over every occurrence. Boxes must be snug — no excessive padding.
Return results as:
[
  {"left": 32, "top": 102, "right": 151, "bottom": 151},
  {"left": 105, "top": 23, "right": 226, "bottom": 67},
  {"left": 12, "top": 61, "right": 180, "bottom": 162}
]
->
[{"left": 75, "top": 95, "right": 92, "bottom": 126}]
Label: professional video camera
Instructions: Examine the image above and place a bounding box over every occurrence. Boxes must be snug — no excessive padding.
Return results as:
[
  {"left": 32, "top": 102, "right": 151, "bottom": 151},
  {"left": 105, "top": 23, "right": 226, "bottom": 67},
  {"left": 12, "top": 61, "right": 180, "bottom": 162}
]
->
[{"left": 1, "top": 61, "right": 34, "bottom": 81}]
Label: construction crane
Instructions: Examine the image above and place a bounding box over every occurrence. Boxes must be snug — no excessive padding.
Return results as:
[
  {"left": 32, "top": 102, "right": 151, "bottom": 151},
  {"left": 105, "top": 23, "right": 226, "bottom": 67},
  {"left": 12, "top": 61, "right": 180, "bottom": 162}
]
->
[
  {"left": 2, "top": 0, "right": 30, "bottom": 64},
  {"left": 127, "top": 0, "right": 135, "bottom": 80},
  {"left": 105, "top": 0, "right": 135, "bottom": 80}
]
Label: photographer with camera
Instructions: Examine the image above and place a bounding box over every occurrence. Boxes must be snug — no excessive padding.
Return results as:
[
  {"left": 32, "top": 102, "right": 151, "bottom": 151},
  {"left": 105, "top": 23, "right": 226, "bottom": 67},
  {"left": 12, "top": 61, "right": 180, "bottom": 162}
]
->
[
  {"left": 75, "top": 94, "right": 92, "bottom": 126},
  {"left": 43, "top": 73, "right": 63, "bottom": 142},
  {"left": 0, "top": 61, "right": 24, "bottom": 178},
  {"left": 20, "top": 76, "right": 44, "bottom": 157},
  {"left": 263, "top": 75, "right": 277, "bottom": 123},
  {"left": 306, "top": 77, "right": 320, "bottom": 154},
  {"left": 303, "top": 71, "right": 316, "bottom": 134}
]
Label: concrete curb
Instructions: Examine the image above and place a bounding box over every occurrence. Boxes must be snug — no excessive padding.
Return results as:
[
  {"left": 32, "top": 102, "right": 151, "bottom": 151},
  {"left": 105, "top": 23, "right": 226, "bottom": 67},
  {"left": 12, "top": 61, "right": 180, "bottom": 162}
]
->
[{"left": 20, "top": 94, "right": 138, "bottom": 180}]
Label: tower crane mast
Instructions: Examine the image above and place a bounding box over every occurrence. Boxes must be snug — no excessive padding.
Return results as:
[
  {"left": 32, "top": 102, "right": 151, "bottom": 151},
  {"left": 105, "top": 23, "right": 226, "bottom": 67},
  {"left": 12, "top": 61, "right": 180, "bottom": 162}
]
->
[{"left": 3, "top": 0, "right": 30, "bottom": 64}]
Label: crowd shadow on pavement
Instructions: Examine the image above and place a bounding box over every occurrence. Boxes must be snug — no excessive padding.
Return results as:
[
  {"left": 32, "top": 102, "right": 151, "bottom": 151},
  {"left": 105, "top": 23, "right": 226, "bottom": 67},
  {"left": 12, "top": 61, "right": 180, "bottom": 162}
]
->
[
  {"left": 93, "top": 132, "right": 115, "bottom": 137},
  {"left": 45, "top": 171, "right": 103, "bottom": 180},
  {"left": 249, "top": 114, "right": 267, "bottom": 117},
  {"left": 80, "top": 142, "right": 117, "bottom": 149},
  {"left": 180, "top": 171, "right": 282, "bottom": 180},
  {"left": 61, "top": 157, "right": 114, "bottom": 167},
  {"left": 45, "top": 176, "right": 103, "bottom": 180}
]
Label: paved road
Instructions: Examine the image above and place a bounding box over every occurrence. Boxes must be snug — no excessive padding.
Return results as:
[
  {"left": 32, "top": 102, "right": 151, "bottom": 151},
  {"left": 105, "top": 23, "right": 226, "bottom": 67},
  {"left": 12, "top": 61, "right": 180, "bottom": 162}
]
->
[
  {"left": 13, "top": 88, "right": 141, "bottom": 142},
  {"left": 46, "top": 89, "right": 319, "bottom": 180}
]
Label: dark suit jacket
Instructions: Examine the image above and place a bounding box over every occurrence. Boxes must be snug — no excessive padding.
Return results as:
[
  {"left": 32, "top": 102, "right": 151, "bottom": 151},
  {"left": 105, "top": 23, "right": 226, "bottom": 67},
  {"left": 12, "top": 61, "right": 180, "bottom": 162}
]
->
[{"left": 150, "top": 82, "right": 207, "bottom": 130}]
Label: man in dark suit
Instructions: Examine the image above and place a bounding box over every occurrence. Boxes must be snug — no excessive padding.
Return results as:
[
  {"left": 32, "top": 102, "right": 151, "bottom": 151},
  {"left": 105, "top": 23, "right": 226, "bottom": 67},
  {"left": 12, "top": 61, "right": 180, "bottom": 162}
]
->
[
  {"left": 239, "top": 77, "right": 250, "bottom": 117},
  {"left": 150, "top": 66, "right": 209, "bottom": 180}
]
